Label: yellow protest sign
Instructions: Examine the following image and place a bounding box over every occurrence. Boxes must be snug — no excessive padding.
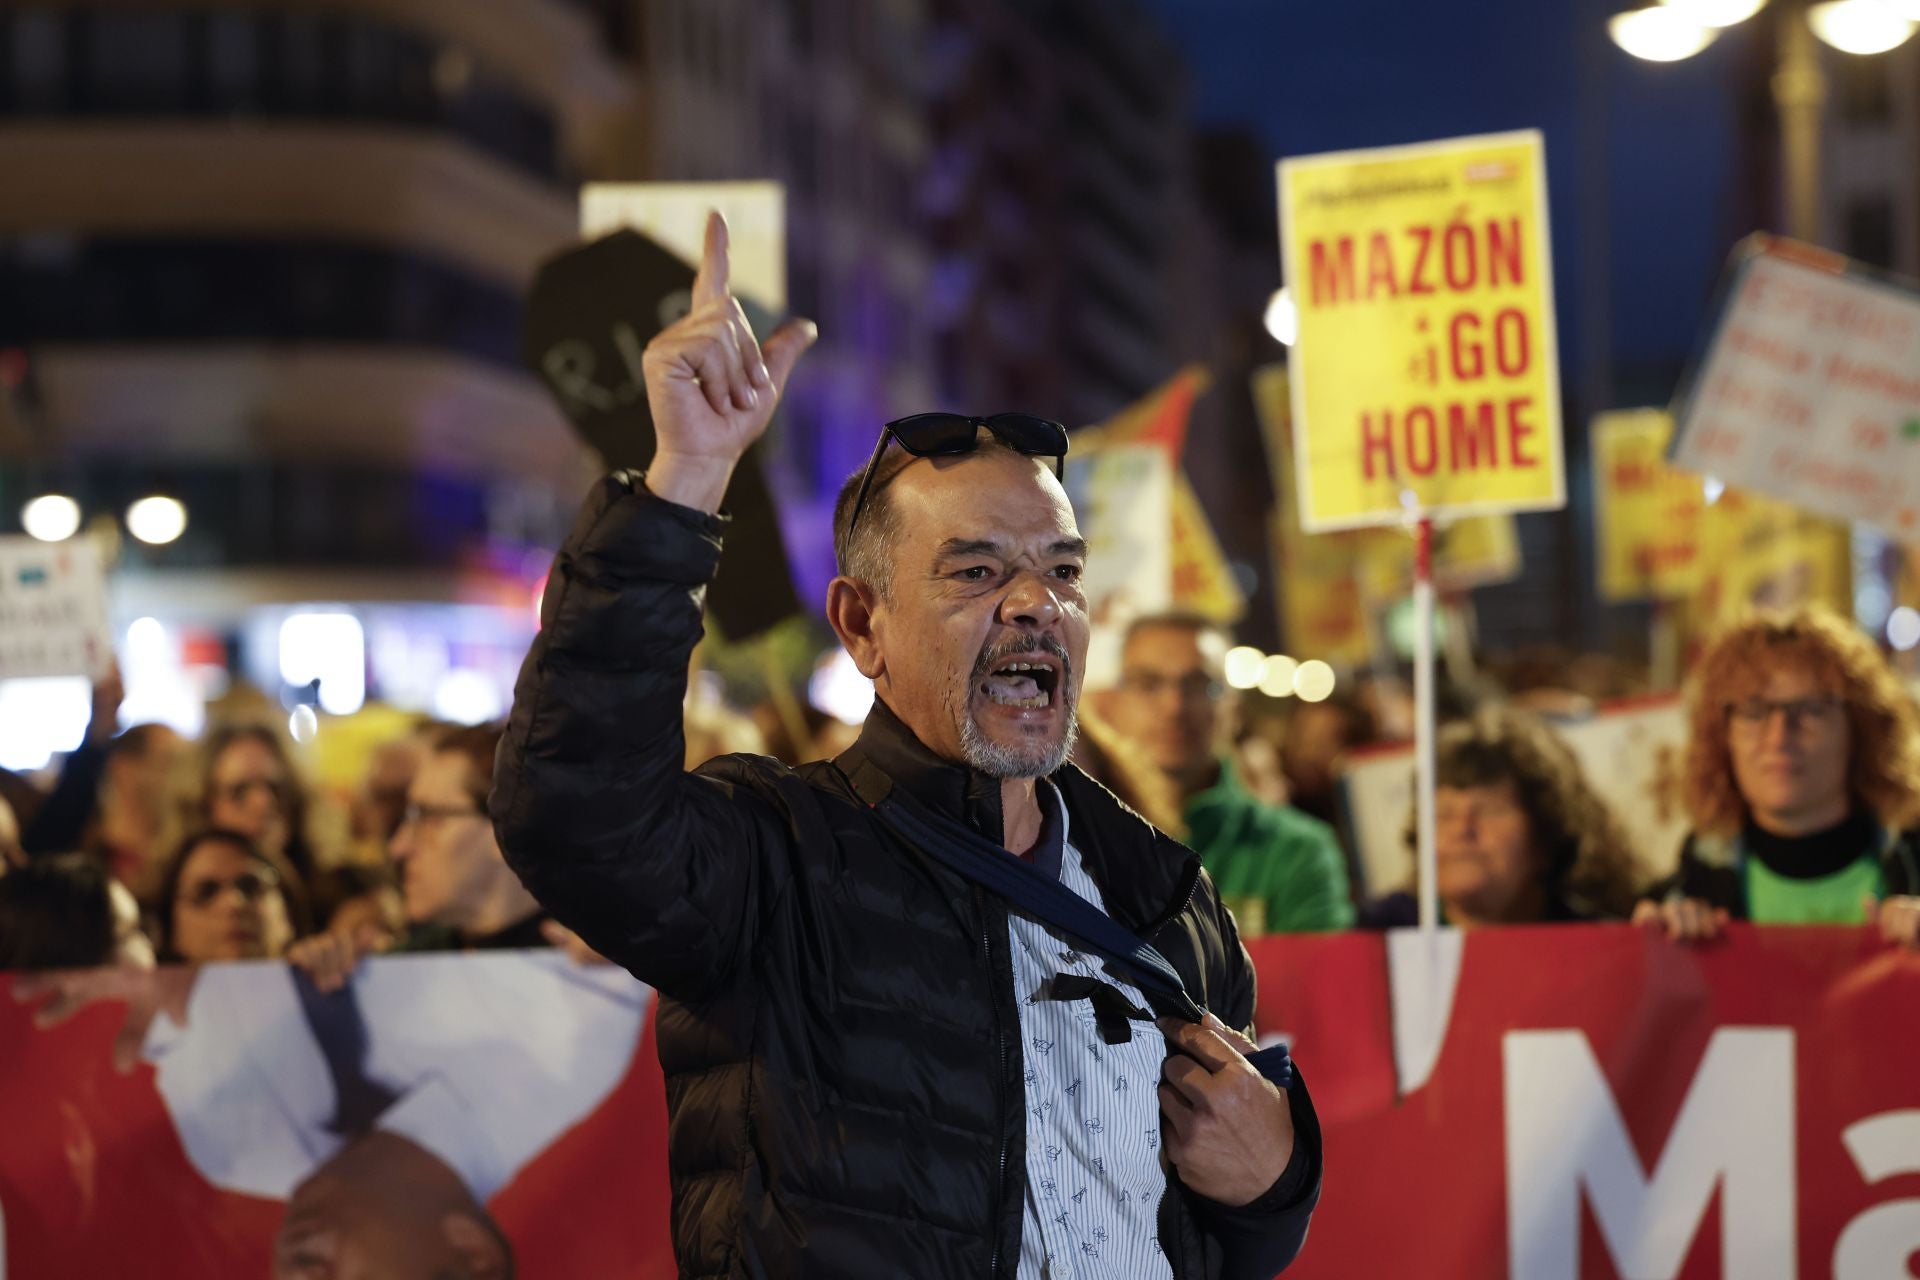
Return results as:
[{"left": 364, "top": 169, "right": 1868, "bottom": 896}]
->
[
  {"left": 1255, "top": 365, "right": 1373, "bottom": 663},
  {"left": 1687, "top": 487, "right": 1851, "bottom": 635},
  {"left": 1279, "top": 131, "right": 1564, "bottom": 531},
  {"left": 1592, "top": 409, "right": 1706, "bottom": 602}
]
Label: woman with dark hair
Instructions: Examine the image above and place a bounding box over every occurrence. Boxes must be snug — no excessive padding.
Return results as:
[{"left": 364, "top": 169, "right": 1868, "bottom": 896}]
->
[
  {"left": 154, "top": 829, "right": 312, "bottom": 963},
  {"left": 0, "top": 853, "right": 155, "bottom": 971},
  {"left": 167, "top": 723, "right": 322, "bottom": 884},
  {"left": 1361, "top": 708, "right": 1643, "bottom": 928}
]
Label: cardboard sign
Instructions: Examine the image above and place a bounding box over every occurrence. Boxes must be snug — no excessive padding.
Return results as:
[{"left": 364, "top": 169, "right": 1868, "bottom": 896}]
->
[
  {"left": 1279, "top": 131, "right": 1565, "bottom": 531},
  {"left": 1672, "top": 234, "right": 1920, "bottom": 537},
  {"left": 520, "top": 184, "right": 800, "bottom": 639},
  {"left": 0, "top": 536, "right": 111, "bottom": 679},
  {"left": 1592, "top": 408, "right": 1706, "bottom": 602}
]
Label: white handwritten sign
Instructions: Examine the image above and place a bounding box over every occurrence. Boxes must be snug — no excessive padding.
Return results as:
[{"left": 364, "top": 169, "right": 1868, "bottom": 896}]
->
[
  {"left": 1672, "top": 235, "right": 1920, "bottom": 537},
  {"left": 0, "top": 537, "right": 111, "bottom": 679}
]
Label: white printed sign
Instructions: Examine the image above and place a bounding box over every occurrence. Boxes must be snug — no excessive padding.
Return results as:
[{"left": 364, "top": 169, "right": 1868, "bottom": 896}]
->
[
  {"left": 0, "top": 536, "right": 111, "bottom": 680},
  {"left": 1672, "top": 235, "right": 1920, "bottom": 536},
  {"left": 580, "top": 181, "right": 786, "bottom": 311}
]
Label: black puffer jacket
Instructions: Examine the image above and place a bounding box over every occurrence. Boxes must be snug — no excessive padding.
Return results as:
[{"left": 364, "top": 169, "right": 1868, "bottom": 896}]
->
[{"left": 493, "top": 477, "right": 1322, "bottom": 1279}]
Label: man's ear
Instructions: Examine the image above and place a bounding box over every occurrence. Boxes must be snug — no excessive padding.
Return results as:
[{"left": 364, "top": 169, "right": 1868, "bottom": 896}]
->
[
  {"left": 441, "top": 1210, "right": 510, "bottom": 1280},
  {"left": 826, "top": 576, "right": 886, "bottom": 681}
]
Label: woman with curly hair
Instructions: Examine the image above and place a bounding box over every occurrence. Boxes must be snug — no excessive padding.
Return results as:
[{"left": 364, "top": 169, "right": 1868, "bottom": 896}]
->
[
  {"left": 1635, "top": 607, "right": 1920, "bottom": 946},
  {"left": 1361, "top": 707, "right": 1643, "bottom": 928}
]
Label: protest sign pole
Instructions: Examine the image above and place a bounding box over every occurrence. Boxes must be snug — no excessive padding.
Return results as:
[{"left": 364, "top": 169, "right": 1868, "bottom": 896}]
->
[{"left": 1413, "top": 513, "right": 1439, "bottom": 933}]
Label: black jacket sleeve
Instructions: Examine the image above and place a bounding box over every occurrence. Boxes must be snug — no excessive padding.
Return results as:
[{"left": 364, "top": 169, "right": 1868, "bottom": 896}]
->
[{"left": 490, "top": 477, "right": 790, "bottom": 1001}]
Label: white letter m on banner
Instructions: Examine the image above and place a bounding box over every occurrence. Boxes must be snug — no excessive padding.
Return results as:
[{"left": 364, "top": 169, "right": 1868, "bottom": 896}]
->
[{"left": 1504, "top": 1027, "right": 1796, "bottom": 1280}]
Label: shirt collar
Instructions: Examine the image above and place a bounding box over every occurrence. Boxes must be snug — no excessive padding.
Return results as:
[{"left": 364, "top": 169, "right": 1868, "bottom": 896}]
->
[{"left": 1028, "top": 780, "right": 1067, "bottom": 882}]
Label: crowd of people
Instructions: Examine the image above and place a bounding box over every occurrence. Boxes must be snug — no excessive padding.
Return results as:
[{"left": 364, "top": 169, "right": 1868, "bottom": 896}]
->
[{"left": 3, "top": 601, "right": 1919, "bottom": 982}]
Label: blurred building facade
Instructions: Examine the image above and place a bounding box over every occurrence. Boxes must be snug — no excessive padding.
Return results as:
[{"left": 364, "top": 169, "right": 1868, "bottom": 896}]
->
[
  {"left": 0, "top": 1, "right": 640, "bottom": 745},
  {"left": 0, "top": 0, "right": 1251, "bottom": 749}
]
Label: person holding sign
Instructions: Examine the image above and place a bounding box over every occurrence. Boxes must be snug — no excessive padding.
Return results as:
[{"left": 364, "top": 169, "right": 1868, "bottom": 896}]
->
[
  {"left": 1635, "top": 609, "right": 1920, "bottom": 946},
  {"left": 492, "top": 213, "right": 1321, "bottom": 1278}
]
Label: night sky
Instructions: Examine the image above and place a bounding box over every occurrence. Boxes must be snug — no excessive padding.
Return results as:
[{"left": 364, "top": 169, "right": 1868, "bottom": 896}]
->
[{"left": 1143, "top": 0, "right": 1760, "bottom": 409}]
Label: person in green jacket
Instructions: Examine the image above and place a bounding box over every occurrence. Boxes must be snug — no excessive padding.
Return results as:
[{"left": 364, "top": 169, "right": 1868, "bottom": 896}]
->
[{"left": 1106, "top": 612, "right": 1354, "bottom": 934}]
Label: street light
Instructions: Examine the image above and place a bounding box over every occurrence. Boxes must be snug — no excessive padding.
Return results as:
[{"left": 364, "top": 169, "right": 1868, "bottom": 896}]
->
[
  {"left": 1609, "top": 5, "right": 1722, "bottom": 59},
  {"left": 1807, "top": 0, "right": 1918, "bottom": 52},
  {"left": 1608, "top": 0, "right": 1917, "bottom": 243}
]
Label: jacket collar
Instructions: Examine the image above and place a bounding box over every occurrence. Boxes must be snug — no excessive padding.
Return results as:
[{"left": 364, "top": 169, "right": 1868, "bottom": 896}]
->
[{"left": 836, "top": 697, "right": 1200, "bottom": 933}]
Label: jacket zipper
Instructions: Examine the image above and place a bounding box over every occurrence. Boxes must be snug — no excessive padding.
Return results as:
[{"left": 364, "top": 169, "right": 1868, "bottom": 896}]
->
[{"left": 977, "top": 884, "right": 1008, "bottom": 1278}]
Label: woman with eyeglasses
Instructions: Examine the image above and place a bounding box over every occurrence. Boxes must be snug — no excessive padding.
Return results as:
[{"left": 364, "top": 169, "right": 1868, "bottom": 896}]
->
[
  {"left": 155, "top": 829, "right": 313, "bottom": 963},
  {"left": 1635, "top": 607, "right": 1920, "bottom": 946},
  {"left": 160, "top": 723, "right": 324, "bottom": 892}
]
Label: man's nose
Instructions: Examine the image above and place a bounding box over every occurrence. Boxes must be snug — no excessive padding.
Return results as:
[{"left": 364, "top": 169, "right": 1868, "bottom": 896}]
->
[{"left": 997, "top": 570, "right": 1063, "bottom": 629}]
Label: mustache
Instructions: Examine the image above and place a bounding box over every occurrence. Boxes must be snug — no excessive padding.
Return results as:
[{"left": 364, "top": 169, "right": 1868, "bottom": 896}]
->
[{"left": 971, "top": 634, "right": 1074, "bottom": 686}]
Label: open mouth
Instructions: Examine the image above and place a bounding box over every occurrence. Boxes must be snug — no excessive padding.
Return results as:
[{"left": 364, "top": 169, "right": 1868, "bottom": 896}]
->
[{"left": 980, "top": 657, "right": 1061, "bottom": 710}]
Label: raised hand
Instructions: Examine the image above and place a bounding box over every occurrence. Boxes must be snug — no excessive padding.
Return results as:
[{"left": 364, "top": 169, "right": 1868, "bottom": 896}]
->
[{"left": 642, "top": 211, "right": 817, "bottom": 513}]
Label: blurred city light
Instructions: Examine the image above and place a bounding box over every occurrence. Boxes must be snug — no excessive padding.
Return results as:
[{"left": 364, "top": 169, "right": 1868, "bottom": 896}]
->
[
  {"left": 1293, "top": 660, "right": 1338, "bottom": 703},
  {"left": 1889, "top": 607, "right": 1920, "bottom": 651},
  {"left": 21, "top": 494, "right": 81, "bottom": 543},
  {"left": 1258, "top": 654, "right": 1300, "bottom": 698},
  {"left": 1263, "top": 287, "right": 1298, "bottom": 346},
  {"left": 119, "top": 616, "right": 207, "bottom": 739},
  {"left": 288, "top": 705, "right": 320, "bottom": 743},
  {"left": 1662, "top": 0, "right": 1766, "bottom": 25},
  {"left": 433, "top": 668, "right": 505, "bottom": 724},
  {"left": 1609, "top": 5, "right": 1719, "bottom": 59},
  {"left": 126, "top": 495, "right": 187, "bottom": 545},
  {"left": 809, "top": 648, "right": 874, "bottom": 726},
  {"left": 0, "top": 677, "right": 90, "bottom": 772},
  {"left": 1807, "top": 0, "right": 1916, "bottom": 52},
  {"left": 279, "top": 612, "right": 366, "bottom": 716},
  {"left": 1224, "top": 645, "right": 1266, "bottom": 690},
  {"left": 1702, "top": 475, "right": 1726, "bottom": 505}
]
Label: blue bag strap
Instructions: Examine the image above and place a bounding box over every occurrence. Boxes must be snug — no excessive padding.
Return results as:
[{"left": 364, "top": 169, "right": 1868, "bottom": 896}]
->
[{"left": 873, "top": 789, "right": 1293, "bottom": 1091}]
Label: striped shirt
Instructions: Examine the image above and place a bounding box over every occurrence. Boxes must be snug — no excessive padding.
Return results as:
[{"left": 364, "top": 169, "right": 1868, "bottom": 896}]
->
[{"left": 1011, "top": 785, "right": 1173, "bottom": 1280}]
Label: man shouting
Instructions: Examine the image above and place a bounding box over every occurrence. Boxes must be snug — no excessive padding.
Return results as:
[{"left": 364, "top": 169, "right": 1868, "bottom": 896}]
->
[{"left": 493, "top": 213, "right": 1321, "bottom": 1279}]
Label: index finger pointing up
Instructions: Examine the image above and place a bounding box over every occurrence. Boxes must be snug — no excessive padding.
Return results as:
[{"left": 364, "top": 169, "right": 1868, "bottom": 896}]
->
[{"left": 691, "top": 209, "right": 731, "bottom": 310}]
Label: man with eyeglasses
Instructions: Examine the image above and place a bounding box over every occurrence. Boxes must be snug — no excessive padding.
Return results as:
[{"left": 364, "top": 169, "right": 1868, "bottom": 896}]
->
[
  {"left": 291, "top": 724, "right": 556, "bottom": 991},
  {"left": 1105, "top": 613, "right": 1352, "bottom": 937},
  {"left": 493, "top": 212, "right": 1321, "bottom": 1279},
  {"left": 1634, "top": 608, "right": 1920, "bottom": 946}
]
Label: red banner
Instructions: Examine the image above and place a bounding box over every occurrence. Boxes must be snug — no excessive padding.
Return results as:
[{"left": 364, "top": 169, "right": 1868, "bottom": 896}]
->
[
  {"left": 3, "top": 929, "right": 1917, "bottom": 1278},
  {"left": 1250, "top": 925, "right": 1920, "bottom": 1279}
]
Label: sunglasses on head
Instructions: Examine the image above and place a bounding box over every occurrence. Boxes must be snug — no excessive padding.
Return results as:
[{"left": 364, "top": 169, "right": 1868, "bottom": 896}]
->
[{"left": 842, "top": 413, "right": 1070, "bottom": 548}]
